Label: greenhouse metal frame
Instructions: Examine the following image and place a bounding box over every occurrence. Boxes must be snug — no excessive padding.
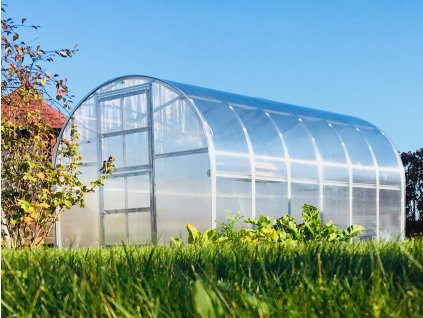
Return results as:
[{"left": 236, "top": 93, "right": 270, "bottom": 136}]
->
[{"left": 55, "top": 75, "right": 405, "bottom": 246}]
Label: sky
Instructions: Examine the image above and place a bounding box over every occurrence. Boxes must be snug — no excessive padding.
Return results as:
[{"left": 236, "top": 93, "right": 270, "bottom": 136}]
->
[{"left": 5, "top": 0, "right": 423, "bottom": 152}]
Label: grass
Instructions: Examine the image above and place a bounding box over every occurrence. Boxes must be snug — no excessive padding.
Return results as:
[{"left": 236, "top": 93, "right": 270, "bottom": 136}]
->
[{"left": 2, "top": 239, "right": 423, "bottom": 317}]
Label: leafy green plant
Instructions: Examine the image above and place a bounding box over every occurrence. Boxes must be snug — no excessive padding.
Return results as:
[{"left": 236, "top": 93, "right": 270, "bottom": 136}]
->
[{"left": 178, "top": 204, "right": 364, "bottom": 246}]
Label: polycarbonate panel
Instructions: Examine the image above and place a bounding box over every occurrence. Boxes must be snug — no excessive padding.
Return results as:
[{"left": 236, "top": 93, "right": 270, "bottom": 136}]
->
[
  {"left": 331, "top": 123, "right": 373, "bottom": 166},
  {"left": 128, "top": 212, "right": 151, "bottom": 244},
  {"left": 155, "top": 153, "right": 211, "bottom": 242},
  {"left": 154, "top": 98, "right": 207, "bottom": 154},
  {"left": 304, "top": 118, "right": 347, "bottom": 163},
  {"left": 270, "top": 113, "right": 316, "bottom": 161},
  {"left": 98, "top": 78, "right": 149, "bottom": 93},
  {"left": 379, "top": 170, "right": 402, "bottom": 187},
  {"left": 123, "top": 93, "right": 147, "bottom": 129},
  {"left": 73, "top": 97, "right": 98, "bottom": 164},
  {"left": 152, "top": 82, "right": 179, "bottom": 110},
  {"left": 234, "top": 107, "right": 287, "bottom": 177},
  {"left": 125, "top": 132, "right": 149, "bottom": 166},
  {"left": 291, "top": 163, "right": 318, "bottom": 181},
  {"left": 194, "top": 99, "right": 250, "bottom": 174},
  {"left": 101, "top": 98, "right": 122, "bottom": 133},
  {"left": 103, "top": 177, "right": 125, "bottom": 210},
  {"left": 291, "top": 183, "right": 320, "bottom": 222},
  {"left": 255, "top": 181, "right": 288, "bottom": 219},
  {"left": 104, "top": 213, "right": 126, "bottom": 245},
  {"left": 353, "top": 169, "right": 376, "bottom": 185},
  {"left": 359, "top": 127, "right": 399, "bottom": 168},
  {"left": 127, "top": 174, "right": 150, "bottom": 209},
  {"left": 352, "top": 188, "right": 376, "bottom": 238},
  {"left": 102, "top": 135, "right": 124, "bottom": 168},
  {"left": 323, "top": 186, "right": 350, "bottom": 227},
  {"left": 216, "top": 177, "right": 252, "bottom": 225},
  {"left": 324, "top": 166, "right": 349, "bottom": 184},
  {"left": 379, "top": 190, "right": 402, "bottom": 239},
  {"left": 59, "top": 166, "right": 100, "bottom": 247}
]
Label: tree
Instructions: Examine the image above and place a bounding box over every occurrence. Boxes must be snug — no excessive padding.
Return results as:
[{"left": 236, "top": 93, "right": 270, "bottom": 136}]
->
[
  {"left": 1, "top": 5, "right": 114, "bottom": 248},
  {"left": 401, "top": 148, "right": 423, "bottom": 236}
]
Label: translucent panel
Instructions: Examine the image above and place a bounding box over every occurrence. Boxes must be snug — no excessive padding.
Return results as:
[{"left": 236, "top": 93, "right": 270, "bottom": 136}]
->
[
  {"left": 123, "top": 93, "right": 147, "bottom": 129},
  {"left": 78, "top": 140, "right": 98, "bottom": 164},
  {"left": 103, "top": 177, "right": 125, "bottom": 210},
  {"left": 98, "top": 78, "right": 149, "bottom": 93},
  {"left": 323, "top": 186, "right": 350, "bottom": 227},
  {"left": 155, "top": 153, "right": 211, "bottom": 243},
  {"left": 59, "top": 166, "right": 100, "bottom": 247},
  {"left": 102, "top": 136, "right": 124, "bottom": 168},
  {"left": 127, "top": 174, "right": 150, "bottom": 209},
  {"left": 352, "top": 188, "right": 376, "bottom": 238},
  {"left": 128, "top": 212, "right": 151, "bottom": 244},
  {"left": 101, "top": 99, "right": 122, "bottom": 133},
  {"left": 234, "top": 107, "right": 287, "bottom": 177},
  {"left": 324, "top": 166, "right": 349, "bottom": 184},
  {"left": 125, "top": 132, "right": 149, "bottom": 166},
  {"left": 353, "top": 169, "right": 376, "bottom": 185},
  {"left": 379, "top": 190, "right": 402, "bottom": 239},
  {"left": 304, "top": 119, "right": 347, "bottom": 163},
  {"left": 331, "top": 123, "right": 373, "bottom": 166},
  {"left": 154, "top": 98, "right": 207, "bottom": 154},
  {"left": 74, "top": 96, "right": 97, "bottom": 143},
  {"left": 270, "top": 113, "right": 316, "bottom": 161},
  {"left": 152, "top": 82, "right": 179, "bottom": 109},
  {"left": 194, "top": 99, "right": 250, "bottom": 174},
  {"left": 291, "top": 163, "right": 318, "bottom": 181},
  {"left": 104, "top": 213, "right": 126, "bottom": 245},
  {"left": 379, "top": 170, "right": 402, "bottom": 187},
  {"left": 291, "top": 183, "right": 320, "bottom": 222},
  {"left": 255, "top": 181, "right": 288, "bottom": 219},
  {"left": 216, "top": 177, "right": 252, "bottom": 225},
  {"left": 359, "top": 127, "right": 399, "bottom": 168}
]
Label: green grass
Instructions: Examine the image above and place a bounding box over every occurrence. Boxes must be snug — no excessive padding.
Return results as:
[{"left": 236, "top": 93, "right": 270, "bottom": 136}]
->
[{"left": 2, "top": 240, "right": 423, "bottom": 317}]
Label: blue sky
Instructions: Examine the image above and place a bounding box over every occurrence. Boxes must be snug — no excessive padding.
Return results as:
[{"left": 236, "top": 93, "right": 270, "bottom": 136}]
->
[{"left": 6, "top": 0, "right": 423, "bottom": 151}]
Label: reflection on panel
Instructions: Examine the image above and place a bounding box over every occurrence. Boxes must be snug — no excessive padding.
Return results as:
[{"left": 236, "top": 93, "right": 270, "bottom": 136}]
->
[
  {"left": 125, "top": 132, "right": 149, "bottom": 166},
  {"left": 291, "top": 183, "right": 320, "bottom": 222},
  {"left": 195, "top": 99, "right": 250, "bottom": 174},
  {"left": 379, "top": 190, "right": 402, "bottom": 239},
  {"left": 332, "top": 123, "right": 373, "bottom": 166},
  {"left": 103, "top": 177, "right": 125, "bottom": 210},
  {"left": 101, "top": 99, "right": 122, "bottom": 133},
  {"left": 304, "top": 119, "right": 347, "bottom": 164},
  {"left": 128, "top": 212, "right": 151, "bottom": 244},
  {"left": 379, "top": 170, "right": 402, "bottom": 187},
  {"left": 127, "top": 174, "right": 150, "bottom": 209},
  {"left": 353, "top": 169, "right": 376, "bottom": 185},
  {"left": 360, "top": 128, "right": 399, "bottom": 168},
  {"left": 59, "top": 192, "right": 99, "bottom": 247},
  {"left": 154, "top": 98, "right": 207, "bottom": 154},
  {"left": 155, "top": 153, "right": 211, "bottom": 243},
  {"left": 270, "top": 113, "right": 316, "bottom": 161},
  {"left": 102, "top": 135, "right": 124, "bottom": 168},
  {"left": 234, "top": 107, "right": 287, "bottom": 178},
  {"left": 104, "top": 213, "right": 126, "bottom": 245},
  {"left": 256, "top": 181, "right": 288, "bottom": 219},
  {"left": 124, "top": 93, "right": 147, "bottom": 129},
  {"left": 352, "top": 188, "right": 376, "bottom": 238},
  {"left": 323, "top": 186, "right": 350, "bottom": 227},
  {"left": 216, "top": 177, "right": 252, "bottom": 226},
  {"left": 74, "top": 97, "right": 98, "bottom": 163}
]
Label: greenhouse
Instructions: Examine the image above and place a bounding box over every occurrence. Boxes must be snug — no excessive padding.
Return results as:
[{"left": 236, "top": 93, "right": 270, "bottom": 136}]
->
[{"left": 54, "top": 75, "right": 405, "bottom": 246}]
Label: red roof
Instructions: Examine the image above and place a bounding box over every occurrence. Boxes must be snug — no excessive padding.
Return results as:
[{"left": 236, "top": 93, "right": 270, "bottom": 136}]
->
[{"left": 2, "top": 97, "right": 68, "bottom": 129}]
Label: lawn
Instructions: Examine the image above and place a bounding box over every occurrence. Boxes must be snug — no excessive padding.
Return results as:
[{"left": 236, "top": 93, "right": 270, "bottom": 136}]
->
[{"left": 2, "top": 240, "right": 423, "bottom": 317}]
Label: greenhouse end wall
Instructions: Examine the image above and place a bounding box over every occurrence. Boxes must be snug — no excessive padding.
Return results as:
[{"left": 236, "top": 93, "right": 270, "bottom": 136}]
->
[{"left": 55, "top": 75, "right": 405, "bottom": 246}]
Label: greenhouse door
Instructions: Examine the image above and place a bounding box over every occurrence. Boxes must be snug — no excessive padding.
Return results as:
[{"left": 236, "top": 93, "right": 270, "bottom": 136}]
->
[{"left": 97, "top": 84, "right": 155, "bottom": 245}]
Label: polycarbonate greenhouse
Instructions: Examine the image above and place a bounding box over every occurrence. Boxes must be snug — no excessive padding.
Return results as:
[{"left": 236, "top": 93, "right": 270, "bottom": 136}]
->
[{"left": 55, "top": 75, "right": 405, "bottom": 246}]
